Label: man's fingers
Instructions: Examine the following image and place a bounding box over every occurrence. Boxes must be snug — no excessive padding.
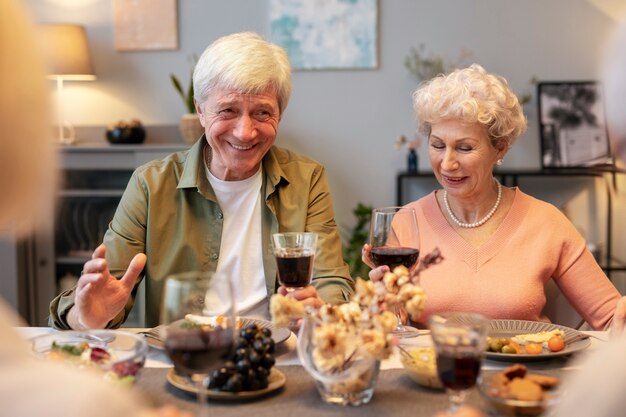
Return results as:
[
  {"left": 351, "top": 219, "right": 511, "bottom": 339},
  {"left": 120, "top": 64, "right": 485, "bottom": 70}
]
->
[
  {"left": 76, "top": 273, "right": 105, "bottom": 290},
  {"left": 82, "top": 258, "right": 107, "bottom": 275},
  {"left": 281, "top": 285, "right": 324, "bottom": 308},
  {"left": 120, "top": 253, "right": 147, "bottom": 290},
  {"left": 91, "top": 244, "right": 106, "bottom": 260},
  {"left": 287, "top": 285, "right": 317, "bottom": 300},
  {"left": 300, "top": 297, "right": 324, "bottom": 309}
]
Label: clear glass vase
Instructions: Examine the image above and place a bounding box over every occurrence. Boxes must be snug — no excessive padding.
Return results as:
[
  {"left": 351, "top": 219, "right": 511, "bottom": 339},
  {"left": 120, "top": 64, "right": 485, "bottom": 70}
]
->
[{"left": 297, "top": 312, "right": 381, "bottom": 406}]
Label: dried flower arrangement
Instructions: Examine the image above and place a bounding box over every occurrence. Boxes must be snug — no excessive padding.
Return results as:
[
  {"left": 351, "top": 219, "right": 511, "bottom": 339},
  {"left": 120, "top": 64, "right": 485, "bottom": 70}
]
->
[
  {"left": 270, "top": 248, "right": 444, "bottom": 372},
  {"left": 404, "top": 44, "right": 472, "bottom": 83},
  {"left": 404, "top": 45, "right": 536, "bottom": 109},
  {"left": 394, "top": 134, "right": 421, "bottom": 151}
]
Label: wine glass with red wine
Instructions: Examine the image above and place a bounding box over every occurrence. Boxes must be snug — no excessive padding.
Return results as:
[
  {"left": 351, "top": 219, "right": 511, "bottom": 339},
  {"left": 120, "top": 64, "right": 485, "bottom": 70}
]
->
[
  {"left": 368, "top": 206, "right": 420, "bottom": 338},
  {"left": 429, "top": 312, "right": 489, "bottom": 413},
  {"left": 272, "top": 232, "right": 317, "bottom": 291},
  {"left": 160, "top": 271, "right": 235, "bottom": 411}
]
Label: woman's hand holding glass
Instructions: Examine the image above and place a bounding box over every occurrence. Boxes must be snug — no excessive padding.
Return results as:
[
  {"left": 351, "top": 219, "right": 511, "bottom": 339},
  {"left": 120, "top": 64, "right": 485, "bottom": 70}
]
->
[{"left": 365, "top": 207, "right": 420, "bottom": 337}]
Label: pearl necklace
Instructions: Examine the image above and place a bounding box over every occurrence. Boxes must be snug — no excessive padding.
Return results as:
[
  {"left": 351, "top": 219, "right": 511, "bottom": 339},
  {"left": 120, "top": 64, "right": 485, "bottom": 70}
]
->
[{"left": 443, "top": 180, "right": 502, "bottom": 228}]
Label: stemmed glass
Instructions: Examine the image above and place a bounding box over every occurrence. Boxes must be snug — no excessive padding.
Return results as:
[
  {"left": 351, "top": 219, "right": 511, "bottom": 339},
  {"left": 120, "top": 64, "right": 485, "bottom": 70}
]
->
[
  {"left": 429, "top": 312, "right": 489, "bottom": 413},
  {"left": 368, "top": 206, "right": 420, "bottom": 338},
  {"left": 160, "top": 271, "right": 236, "bottom": 413},
  {"left": 271, "top": 232, "right": 317, "bottom": 292}
]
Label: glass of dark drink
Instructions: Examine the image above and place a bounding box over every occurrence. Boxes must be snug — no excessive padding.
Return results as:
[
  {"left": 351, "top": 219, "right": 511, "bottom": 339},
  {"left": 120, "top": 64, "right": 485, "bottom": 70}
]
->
[
  {"left": 368, "top": 206, "right": 420, "bottom": 338},
  {"left": 272, "top": 232, "right": 317, "bottom": 291},
  {"left": 160, "top": 271, "right": 235, "bottom": 411},
  {"left": 429, "top": 312, "right": 489, "bottom": 413}
]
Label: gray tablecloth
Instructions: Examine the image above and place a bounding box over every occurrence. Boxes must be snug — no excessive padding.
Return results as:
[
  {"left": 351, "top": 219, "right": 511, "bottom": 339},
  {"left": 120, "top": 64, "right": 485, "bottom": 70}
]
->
[{"left": 135, "top": 366, "right": 489, "bottom": 416}]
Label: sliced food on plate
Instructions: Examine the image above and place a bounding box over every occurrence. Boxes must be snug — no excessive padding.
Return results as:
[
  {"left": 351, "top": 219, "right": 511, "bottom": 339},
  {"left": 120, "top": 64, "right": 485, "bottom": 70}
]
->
[
  {"left": 487, "top": 331, "right": 566, "bottom": 355},
  {"left": 484, "top": 320, "right": 588, "bottom": 359},
  {"left": 511, "top": 329, "right": 564, "bottom": 345}
]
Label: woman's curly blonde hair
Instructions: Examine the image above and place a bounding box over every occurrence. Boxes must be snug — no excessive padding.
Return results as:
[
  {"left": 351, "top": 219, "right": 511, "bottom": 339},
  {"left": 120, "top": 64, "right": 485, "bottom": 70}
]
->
[{"left": 412, "top": 64, "right": 527, "bottom": 149}]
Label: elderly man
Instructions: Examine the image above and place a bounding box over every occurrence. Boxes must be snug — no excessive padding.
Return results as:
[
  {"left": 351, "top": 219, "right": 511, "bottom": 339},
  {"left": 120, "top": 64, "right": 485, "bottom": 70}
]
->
[{"left": 49, "top": 32, "right": 353, "bottom": 329}]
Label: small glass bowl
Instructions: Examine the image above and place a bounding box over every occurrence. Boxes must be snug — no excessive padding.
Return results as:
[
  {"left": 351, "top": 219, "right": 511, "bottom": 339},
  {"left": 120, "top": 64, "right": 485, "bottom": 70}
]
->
[
  {"left": 31, "top": 330, "right": 147, "bottom": 383},
  {"left": 399, "top": 346, "right": 443, "bottom": 389},
  {"left": 297, "top": 312, "right": 381, "bottom": 406},
  {"left": 478, "top": 371, "right": 560, "bottom": 417}
]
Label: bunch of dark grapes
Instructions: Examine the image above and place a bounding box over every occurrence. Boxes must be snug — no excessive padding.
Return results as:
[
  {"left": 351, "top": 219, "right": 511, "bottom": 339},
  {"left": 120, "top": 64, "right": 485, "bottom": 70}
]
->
[{"left": 208, "top": 324, "right": 276, "bottom": 392}]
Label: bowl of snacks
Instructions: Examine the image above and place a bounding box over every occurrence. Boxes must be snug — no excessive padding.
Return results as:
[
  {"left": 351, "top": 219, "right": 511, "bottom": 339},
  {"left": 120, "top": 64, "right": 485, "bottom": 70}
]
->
[
  {"left": 399, "top": 346, "right": 443, "bottom": 389},
  {"left": 478, "top": 364, "right": 560, "bottom": 416},
  {"left": 31, "top": 330, "right": 148, "bottom": 384}
]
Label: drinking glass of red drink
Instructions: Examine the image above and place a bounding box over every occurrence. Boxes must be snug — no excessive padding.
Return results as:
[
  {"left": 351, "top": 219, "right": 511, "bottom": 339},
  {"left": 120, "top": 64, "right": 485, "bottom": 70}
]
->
[
  {"left": 160, "top": 271, "right": 236, "bottom": 412},
  {"left": 272, "top": 232, "right": 317, "bottom": 292},
  {"left": 429, "top": 312, "right": 489, "bottom": 413},
  {"left": 368, "top": 206, "right": 420, "bottom": 337}
]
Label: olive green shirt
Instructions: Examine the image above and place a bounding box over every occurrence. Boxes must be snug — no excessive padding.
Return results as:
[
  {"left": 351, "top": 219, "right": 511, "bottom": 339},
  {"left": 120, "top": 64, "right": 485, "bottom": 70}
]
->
[{"left": 49, "top": 138, "right": 354, "bottom": 329}]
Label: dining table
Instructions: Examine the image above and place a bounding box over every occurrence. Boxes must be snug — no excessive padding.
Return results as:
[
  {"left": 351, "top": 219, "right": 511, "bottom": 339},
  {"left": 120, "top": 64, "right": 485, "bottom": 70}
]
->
[{"left": 20, "top": 326, "right": 609, "bottom": 417}]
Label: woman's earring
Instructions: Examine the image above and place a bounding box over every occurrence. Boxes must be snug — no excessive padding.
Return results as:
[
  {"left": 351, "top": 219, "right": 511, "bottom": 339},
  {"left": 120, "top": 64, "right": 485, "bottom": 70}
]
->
[{"left": 496, "top": 158, "right": 503, "bottom": 166}]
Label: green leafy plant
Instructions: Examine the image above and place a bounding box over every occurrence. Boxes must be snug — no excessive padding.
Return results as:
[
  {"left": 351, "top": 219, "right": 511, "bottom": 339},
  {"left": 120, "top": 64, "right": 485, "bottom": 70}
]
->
[
  {"left": 342, "top": 202, "right": 373, "bottom": 280},
  {"left": 170, "top": 56, "right": 197, "bottom": 114},
  {"left": 517, "top": 76, "right": 539, "bottom": 107}
]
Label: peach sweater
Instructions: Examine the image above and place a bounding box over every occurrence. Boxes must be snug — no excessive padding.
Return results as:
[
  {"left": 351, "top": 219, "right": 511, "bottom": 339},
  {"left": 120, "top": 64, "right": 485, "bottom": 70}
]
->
[{"left": 404, "top": 189, "right": 620, "bottom": 330}]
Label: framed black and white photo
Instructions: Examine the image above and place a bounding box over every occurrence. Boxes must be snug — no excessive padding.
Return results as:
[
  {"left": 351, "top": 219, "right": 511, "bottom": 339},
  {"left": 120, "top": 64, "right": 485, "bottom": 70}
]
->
[{"left": 538, "top": 81, "right": 613, "bottom": 168}]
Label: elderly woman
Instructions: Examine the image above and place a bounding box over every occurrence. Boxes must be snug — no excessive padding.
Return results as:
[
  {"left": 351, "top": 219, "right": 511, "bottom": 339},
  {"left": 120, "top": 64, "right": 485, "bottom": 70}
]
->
[
  {"left": 365, "top": 64, "right": 625, "bottom": 332},
  {"left": 50, "top": 32, "right": 353, "bottom": 330}
]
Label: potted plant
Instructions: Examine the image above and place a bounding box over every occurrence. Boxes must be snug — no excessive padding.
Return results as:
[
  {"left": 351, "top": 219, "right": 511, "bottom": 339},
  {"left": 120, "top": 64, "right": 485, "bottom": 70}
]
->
[
  {"left": 341, "top": 202, "right": 373, "bottom": 280},
  {"left": 171, "top": 57, "right": 204, "bottom": 144}
]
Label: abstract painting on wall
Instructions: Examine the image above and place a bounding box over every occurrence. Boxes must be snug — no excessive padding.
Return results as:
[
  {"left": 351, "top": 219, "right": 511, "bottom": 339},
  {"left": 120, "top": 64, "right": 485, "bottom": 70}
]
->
[
  {"left": 270, "top": 0, "right": 378, "bottom": 69},
  {"left": 112, "top": 0, "right": 178, "bottom": 51}
]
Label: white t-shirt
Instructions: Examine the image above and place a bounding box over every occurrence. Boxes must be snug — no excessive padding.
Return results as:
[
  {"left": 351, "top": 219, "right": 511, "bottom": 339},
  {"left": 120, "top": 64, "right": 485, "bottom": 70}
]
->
[{"left": 206, "top": 164, "right": 269, "bottom": 319}]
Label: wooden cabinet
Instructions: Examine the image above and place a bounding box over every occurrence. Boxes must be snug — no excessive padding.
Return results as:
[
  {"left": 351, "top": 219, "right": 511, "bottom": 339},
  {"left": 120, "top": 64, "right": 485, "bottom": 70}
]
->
[{"left": 30, "top": 144, "right": 187, "bottom": 326}]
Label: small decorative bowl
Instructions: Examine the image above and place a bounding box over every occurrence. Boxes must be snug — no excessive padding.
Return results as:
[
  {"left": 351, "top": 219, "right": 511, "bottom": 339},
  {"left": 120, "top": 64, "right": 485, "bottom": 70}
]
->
[
  {"left": 105, "top": 126, "right": 146, "bottom": 144},
  {"left": 399, "top": 346, "right": 443, "bottom": 389},
  {"left": 478, "top": 371, "right": 560, "bottom": 417},
  {"left": 31, "top": 330, "right": 147, "bottom": 384}
]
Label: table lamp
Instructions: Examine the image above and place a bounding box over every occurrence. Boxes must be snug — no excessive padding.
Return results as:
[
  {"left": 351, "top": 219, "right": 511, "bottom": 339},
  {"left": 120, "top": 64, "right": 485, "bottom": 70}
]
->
[{"left": 40, "top": 24, "right": 96, "bottom": 144}]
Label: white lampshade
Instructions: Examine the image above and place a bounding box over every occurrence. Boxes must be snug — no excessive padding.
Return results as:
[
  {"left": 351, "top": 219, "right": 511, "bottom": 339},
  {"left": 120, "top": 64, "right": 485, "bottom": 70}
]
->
[
  {"left": 40, "top": 24, "right": 96, "bottom": 80},
  {"left": 39, "top": 24, "right": 95, "bottom": 144}
]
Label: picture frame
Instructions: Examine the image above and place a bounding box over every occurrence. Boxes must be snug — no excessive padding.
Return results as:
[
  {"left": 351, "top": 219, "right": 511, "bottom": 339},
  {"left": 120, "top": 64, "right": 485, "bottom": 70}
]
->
[
  {"left": 112, "top": 0, "right": 178, "bottom": 51},
  {"left": 538, "top": 81, "right": 613, "bottom": 168},
  {"left": 270, "top": 0, "right": 378, "bottom": 70}
]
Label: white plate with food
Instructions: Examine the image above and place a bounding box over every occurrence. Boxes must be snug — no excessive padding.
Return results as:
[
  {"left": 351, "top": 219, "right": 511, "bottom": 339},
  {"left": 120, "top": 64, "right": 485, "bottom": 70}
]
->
[
  {"left": 142, "top": 317, "right": 291, "bottom": 350},
  {"left": 484, "top": 319, "right": 591, "bottom": 362},
  {"left": 167, "top": 367, "right": 286, "bottom": 400}
]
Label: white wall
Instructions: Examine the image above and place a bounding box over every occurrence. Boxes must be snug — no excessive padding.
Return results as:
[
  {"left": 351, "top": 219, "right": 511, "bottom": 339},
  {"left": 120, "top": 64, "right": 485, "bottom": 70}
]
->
[{"left": 22, "top": 0, "right": 624, "bottom": 235}]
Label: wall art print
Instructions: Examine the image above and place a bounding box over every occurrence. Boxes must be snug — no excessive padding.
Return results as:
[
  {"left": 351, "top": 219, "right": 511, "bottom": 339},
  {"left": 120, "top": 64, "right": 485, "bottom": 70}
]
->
[
  {"left": 270, "top": 0, "right": 378, "bottom": 70},
  {"left": 113, "top": 0, "right": 178, "bottom": 51},
  {"left": 538, "top": 81, "right": 613, "bottom": 168}
]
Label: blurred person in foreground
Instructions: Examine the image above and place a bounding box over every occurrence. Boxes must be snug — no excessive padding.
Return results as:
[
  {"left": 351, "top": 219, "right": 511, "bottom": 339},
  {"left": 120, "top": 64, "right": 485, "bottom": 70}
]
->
[
  {"left": 550, "top": 16, "right": 626, "bottom": 417},
  {"left": 0, "top": 1, "right": 190, "bottom": 416},
  {"left": 363, "top": 64, "right": 626, "bottom": 332},
  {"left": 49, "top": 32, "right": 353, "bottom": 330}
]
